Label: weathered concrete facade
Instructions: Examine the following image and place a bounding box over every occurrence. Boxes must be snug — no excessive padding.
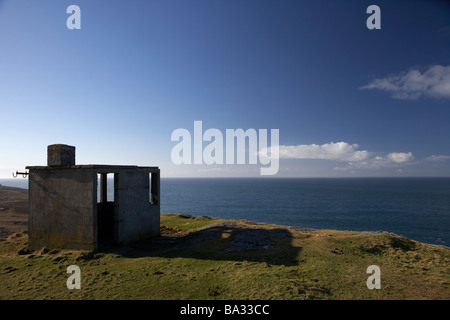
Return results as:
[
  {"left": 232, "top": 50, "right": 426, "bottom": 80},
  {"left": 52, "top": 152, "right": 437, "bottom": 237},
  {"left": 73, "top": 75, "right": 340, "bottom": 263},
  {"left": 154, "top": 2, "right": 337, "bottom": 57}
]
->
[{"left": 26, "top": 144, "right": 160, "bottom": 251}]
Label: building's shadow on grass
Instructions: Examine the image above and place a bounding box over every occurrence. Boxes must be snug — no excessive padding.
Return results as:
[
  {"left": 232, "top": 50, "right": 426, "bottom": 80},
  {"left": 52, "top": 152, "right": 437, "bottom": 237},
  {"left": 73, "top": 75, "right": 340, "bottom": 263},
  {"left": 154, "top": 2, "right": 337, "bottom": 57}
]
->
[{"left": 103, "top": 223, "right": 302, "bottom": 266}]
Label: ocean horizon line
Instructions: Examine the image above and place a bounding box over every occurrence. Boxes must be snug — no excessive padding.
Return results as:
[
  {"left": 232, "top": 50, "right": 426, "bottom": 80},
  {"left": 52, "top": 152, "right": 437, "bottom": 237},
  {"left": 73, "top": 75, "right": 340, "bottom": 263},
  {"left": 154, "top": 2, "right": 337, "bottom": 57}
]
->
[
  {"left": 159, "top": 176, "right": 450, "bottom": 179},
  {"left": 1, "top": 176, "right": 449, "bottom": 247}
]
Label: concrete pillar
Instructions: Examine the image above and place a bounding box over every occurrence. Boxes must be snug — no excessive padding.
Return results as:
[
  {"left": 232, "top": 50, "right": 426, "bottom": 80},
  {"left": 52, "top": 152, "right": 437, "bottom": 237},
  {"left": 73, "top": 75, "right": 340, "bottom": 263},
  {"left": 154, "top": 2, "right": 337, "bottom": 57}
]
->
[
  {"left": 100, "top": 173, "right": 107, "bottom": 203},
  {"left": 151, "top": 170, "right": 160, "bottom": 205}
]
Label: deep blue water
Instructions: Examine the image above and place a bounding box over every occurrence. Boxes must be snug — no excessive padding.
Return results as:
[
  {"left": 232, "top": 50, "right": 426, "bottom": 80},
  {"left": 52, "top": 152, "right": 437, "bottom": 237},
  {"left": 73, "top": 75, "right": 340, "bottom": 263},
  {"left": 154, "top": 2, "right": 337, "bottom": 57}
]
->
[{"left": 1, "top": 177, "right": 449, "bottom": 247}]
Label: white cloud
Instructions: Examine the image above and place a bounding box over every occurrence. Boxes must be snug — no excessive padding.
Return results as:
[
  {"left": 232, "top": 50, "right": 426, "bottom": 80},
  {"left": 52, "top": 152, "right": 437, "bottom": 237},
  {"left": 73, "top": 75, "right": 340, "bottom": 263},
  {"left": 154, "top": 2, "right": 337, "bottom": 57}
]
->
[
  {"left": 387, "top": 152, "right": 414, "bottom": 163},
  {"left": 425, "top": 155, "right": 450, "bottom": 162},
  {"left": 196, "top": 167, "right": 233, "bottom": 173},
  {"left": 360, "top": 64, "right": 450, "bottom": 100},
  {"left": 333, "top": 166, "right": 349, "bottom": 171},
  {"left": 260, "top": 141, "right": 416, "bottom": 172},
  {"left": 348, "top": 153, "right": 415, "bottom": 170},
  {"left": 273, "top": 142, "right": 370, "bottom": 162}
]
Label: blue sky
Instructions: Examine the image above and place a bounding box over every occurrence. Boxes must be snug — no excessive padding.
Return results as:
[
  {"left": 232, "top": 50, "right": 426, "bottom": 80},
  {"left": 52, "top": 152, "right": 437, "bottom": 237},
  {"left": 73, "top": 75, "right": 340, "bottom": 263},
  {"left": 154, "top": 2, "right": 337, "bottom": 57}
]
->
[{"left": 1, "top": 0, "right": 450, "bottom": 178}]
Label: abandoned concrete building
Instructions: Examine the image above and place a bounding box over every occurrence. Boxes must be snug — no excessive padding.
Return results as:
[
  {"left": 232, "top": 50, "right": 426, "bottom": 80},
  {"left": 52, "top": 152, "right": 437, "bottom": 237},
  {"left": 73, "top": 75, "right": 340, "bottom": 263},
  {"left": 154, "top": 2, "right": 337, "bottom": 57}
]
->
[{"left": 26, "top": 144, "right": 160, "bottom": 251}]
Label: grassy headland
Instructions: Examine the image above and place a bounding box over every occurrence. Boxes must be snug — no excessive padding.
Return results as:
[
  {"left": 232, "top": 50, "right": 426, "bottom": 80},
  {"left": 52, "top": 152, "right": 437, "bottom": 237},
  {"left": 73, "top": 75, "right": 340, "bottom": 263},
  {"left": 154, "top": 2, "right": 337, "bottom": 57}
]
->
[
  {"left": 0, "top": 213, "right": 448, "bottom": 300},
  {"left": 0, "top": 185, "right": 28, "bottom": 238}
]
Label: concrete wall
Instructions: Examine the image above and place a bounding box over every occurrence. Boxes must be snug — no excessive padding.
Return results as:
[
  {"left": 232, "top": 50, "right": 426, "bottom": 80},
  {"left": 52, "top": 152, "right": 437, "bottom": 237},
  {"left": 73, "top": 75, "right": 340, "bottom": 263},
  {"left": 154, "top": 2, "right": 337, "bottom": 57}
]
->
[
  {"left": 114, "top": 171, "right": 160, "bottom": 243},
  {"left": 27, "top": 165, "right": 160, "bottom": 251},
  {"left": 28, "top": 168, "right": 97, "bottom": 251}
]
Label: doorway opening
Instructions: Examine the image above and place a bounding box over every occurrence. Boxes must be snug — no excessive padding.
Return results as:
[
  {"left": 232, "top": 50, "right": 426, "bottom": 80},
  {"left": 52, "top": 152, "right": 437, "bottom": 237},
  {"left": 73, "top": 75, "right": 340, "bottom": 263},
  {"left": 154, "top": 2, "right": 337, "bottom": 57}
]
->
[{"left": 97, "top": 173, "right": 115, "bottom": 244}]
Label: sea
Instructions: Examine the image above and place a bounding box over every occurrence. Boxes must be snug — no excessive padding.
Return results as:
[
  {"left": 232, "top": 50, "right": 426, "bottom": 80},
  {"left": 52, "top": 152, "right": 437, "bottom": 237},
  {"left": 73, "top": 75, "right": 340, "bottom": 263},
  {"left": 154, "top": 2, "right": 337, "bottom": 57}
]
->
[{"left": 1, "top": 177, "right": 449, "bottom": 247}]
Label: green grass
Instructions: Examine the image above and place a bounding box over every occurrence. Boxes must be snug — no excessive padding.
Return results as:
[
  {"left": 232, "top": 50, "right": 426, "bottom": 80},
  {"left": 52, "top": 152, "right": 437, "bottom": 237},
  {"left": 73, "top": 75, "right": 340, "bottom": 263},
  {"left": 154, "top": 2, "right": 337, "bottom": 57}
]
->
[{"left": 0, "top": 214, "right": 449, "bottom": 300}]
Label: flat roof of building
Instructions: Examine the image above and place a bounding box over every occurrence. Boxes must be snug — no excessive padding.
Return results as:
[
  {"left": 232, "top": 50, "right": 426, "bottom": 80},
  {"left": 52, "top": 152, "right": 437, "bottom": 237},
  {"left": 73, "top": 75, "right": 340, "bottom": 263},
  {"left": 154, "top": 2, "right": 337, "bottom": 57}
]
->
[{"left": 26, "top": 164, "right": 159, "bottom": 173}]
